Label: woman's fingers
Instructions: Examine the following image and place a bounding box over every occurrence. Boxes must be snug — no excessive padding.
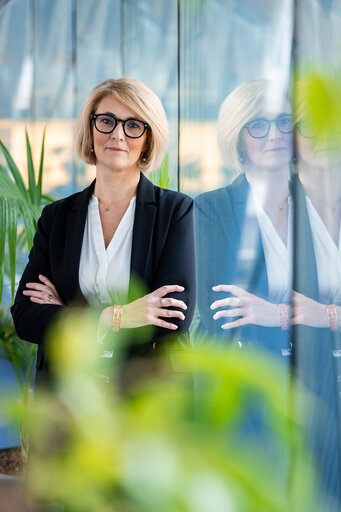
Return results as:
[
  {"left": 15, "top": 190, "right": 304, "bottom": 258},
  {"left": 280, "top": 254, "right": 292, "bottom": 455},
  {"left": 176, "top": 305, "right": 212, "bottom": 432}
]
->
[
  {"left": 211, "top": 297, "right": 241, "bottom": 310},
  {"left": 221, "top": 317, "right": 249, "bottom": 329},
  {"left": 159, "top": 297, "right": 187, "bottom": 310},
  {"left": 23, "top": 290, "right": 49, "bottom": 300},
  {"left": 153, "top": 318, "right": 178, "bottom": 330},
  {"left": 157, "top": 308, "right": 185, "bottom": 320},
  {"left": 38, "top": 274, "right": 58, "bottom": 293},
  {"left": 28, "top": 296, "right": 53, "bottom": 304},
  {"left": 213, "top": 308, "right": 243, "bottom": 320},
  {"left": 212, "top": 284, "right": 249, "bottom": 297},
  {"left": 25, "top": 282, "right": 50, "bottom": 293},
  {"left": 155, "top": 285, "right": 185, "bottom": 297}
]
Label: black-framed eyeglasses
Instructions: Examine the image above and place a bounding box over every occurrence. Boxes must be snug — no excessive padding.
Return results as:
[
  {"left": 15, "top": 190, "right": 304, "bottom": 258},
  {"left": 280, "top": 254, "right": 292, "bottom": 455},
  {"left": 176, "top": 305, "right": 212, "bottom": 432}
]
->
[
  {"left": 243, "top": 114, "right": 293, "bottom": 139},
  {"left": 91, "top": 113, "right": 149, "bottom": 138}
]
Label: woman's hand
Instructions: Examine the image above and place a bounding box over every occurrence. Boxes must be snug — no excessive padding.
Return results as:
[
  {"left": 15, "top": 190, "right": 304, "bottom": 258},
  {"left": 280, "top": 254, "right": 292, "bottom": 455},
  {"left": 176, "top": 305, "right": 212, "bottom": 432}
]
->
[
  {"left": 23, "top": 274, "right": 64, "bottom": 306},
  {"left": 99, "top": 285, "right": 187, "bottom": 332},
  {"left": 210, "top": 284, "right": 280, "bottom": 329},
  {"left": 291, "top": 291, "right": 331, "bottom": 328}
]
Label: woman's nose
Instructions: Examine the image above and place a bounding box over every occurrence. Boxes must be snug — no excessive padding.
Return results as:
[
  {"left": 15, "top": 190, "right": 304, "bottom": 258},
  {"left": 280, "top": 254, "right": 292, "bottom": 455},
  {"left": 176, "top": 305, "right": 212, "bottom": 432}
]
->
[
  {"left": 111, "top": 121, "right": 125, "bottom": 139},
  {"left": 268, "top": 121, "right": 281, "bottom": 139}
]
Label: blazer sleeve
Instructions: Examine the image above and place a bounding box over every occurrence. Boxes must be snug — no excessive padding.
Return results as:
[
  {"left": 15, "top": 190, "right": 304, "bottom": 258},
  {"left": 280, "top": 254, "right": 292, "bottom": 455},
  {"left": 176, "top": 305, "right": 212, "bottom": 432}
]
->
[
  {"left": 11, "top": 205, "right": 64, "bottom": 345},
  {"left": 152, "top": 195, "right": 196, "bottom": 346}
]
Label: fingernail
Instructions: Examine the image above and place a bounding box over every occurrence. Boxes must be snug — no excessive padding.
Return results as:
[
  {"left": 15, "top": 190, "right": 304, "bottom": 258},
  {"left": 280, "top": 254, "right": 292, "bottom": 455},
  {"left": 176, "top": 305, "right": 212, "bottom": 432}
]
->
[{"left": 173, "top": 325, "right": 178, "bottom": 329}]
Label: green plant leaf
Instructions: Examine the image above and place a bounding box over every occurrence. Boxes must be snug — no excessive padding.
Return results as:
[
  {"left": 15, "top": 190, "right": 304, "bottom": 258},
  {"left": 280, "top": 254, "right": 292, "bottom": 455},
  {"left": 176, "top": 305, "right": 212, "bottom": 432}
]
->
[
  {"left": 0, "top": 164, "right": 29, "bottom": 201},
  {"left": 0, "top": 139, "right": 30, "bottom": 201},
  {"left": 19, "top": 201, "right": 38, "bottom": 250},
  {"left": 37, "top": 128, "right": 46, "bottom": 198},
  {"left": 26, "top": 129, "right": 39, "bottom": 205},
  {"left": 7, "top": 198, "right": 18, "bottom": 302},
  {"left": 150, "top": 153, "right": 171, "bottom": 188},
  {"left": 0, "top": 197, "right": 6, "bottom": 304}
]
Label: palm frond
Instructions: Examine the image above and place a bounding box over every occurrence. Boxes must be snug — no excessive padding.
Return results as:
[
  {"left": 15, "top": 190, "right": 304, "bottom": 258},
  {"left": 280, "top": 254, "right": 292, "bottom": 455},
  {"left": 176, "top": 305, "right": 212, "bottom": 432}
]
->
[
  {"left": 25, "top": 128, "right": 39, "bottom": 205},
  {"left": 7, "top": 198, "right": 18, "bottom": 302},
  {"left": 0, "top": 197, "right": 6, "bottom": 303},
  {"left": 37, "top": 127, "right": 46, "bottom": 197},
  {"left": 0, "top": 139, "right": 30, "bottom": 201}
]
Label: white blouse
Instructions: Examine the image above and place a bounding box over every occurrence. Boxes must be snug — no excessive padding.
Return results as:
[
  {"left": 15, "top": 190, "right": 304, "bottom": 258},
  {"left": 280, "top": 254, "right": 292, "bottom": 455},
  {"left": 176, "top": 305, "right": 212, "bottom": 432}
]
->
[
  {"left": 250, "top": 193, "right": 293, "bottom": 303},
  {"left": 79, "top": 194, "right": 136, "bottom": 306},
  {"left": 306, "top": 196, "right": 341, "bottom": 302}
]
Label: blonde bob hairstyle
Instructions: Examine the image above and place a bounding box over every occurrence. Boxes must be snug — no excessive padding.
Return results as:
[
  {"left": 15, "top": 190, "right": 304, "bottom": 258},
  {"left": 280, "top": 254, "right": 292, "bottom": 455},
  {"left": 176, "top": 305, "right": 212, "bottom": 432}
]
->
[
  {"left": 217, "top": 79, "right": 278, "bottom": 174},
  {"left": 75, "top": 77, "right": 168, "bottom": 173}
]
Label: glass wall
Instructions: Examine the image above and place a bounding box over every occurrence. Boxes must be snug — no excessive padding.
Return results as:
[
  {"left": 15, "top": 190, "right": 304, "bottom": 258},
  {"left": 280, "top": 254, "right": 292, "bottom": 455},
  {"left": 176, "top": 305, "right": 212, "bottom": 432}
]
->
[{"left": 0, "top": 0, "right": 340, "bottom": 508}]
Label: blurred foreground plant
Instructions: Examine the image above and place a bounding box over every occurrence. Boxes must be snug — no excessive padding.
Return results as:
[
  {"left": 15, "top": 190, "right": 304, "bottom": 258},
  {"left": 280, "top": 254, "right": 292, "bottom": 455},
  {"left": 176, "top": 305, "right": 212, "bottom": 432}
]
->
[{"left": 3, "top": 308, "right": 321, "bottom": 512}]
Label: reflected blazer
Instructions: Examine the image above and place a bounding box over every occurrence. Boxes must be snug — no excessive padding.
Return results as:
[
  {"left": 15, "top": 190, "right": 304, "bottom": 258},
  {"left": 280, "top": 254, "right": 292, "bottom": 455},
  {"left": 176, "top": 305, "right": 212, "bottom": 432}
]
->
[
  {"left": 11, "top": 172, "right": 196, "bottom": 369},
  {"left": 194, "top": 173, "right": 289, "bottom": 354}
]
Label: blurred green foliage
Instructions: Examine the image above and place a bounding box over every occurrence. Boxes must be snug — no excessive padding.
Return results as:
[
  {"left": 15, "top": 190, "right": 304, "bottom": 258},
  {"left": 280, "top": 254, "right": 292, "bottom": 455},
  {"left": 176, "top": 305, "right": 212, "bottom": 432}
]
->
[
  {"left": 4, "top": 309, "right": 320, "bottom": 512},
  {"left": 149, "top": 153, "right": 171, "bottom": 189},
  {"left": 295, "top": 72, "right": 341, "bottom": 140}
]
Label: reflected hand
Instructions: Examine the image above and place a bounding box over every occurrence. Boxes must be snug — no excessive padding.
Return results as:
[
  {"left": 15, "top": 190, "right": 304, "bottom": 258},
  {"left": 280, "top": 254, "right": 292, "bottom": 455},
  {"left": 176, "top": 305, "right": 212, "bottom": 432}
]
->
[
  {"left": 211, "top": 284, "right": 280, "bottom": 329},
  {"left": 291, "top": 291, "right": 331, "bottom": 327},
  {"left": 23, "top": 274, "right": 64, "bottom": 306},
  {"left": 99, "top": 285, "right": 187, "bottom": 332}
]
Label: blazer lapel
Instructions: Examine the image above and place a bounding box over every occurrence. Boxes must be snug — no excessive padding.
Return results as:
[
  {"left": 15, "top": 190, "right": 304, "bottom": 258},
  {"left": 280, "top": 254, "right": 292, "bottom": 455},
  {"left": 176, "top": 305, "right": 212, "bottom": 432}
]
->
[
  {"left": 129, "top": 173, "right": 157, "bottom": 299},
  {"left": 63, "top": 180, "right": 95, "bottom": 304}
]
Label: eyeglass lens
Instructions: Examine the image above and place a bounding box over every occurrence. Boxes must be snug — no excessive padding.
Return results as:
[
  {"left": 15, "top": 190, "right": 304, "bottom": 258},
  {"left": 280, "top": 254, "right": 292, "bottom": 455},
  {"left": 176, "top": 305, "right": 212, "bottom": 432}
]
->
[
  {"left": 94, "top": 114, "right": 146, "bottom": 138},
  {"left": 247, "top": 114, "right": 293, "bottom": 138}
]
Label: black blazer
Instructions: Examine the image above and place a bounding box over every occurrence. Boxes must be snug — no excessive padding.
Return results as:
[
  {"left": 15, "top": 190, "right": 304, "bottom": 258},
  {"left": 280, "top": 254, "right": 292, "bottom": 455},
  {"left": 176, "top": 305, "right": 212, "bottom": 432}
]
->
[
  {"left": 11, "top": 172, "right": 196, "bottom": 368},
  {"left": 194, "top": 173, "right": 290, "bottom": 354}
]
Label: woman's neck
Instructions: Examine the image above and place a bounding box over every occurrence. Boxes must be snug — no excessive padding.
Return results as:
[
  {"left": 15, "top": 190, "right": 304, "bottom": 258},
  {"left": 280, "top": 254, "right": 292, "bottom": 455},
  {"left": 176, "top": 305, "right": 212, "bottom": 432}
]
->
[
  {"left": 94, "top": 166, "right": 140, "bottom": 205},
  {"left": 245, "top": 166, "right": 290, "bottom": 209},
  {"left": 298, "top": 163, "right": 341, "bottom": 208}
]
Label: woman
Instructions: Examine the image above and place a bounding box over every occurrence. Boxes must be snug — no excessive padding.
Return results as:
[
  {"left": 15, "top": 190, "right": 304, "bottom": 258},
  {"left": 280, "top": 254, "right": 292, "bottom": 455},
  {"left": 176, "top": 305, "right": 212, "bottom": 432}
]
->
[
  {"left": 11, "top": 77, "right": 195, "bottom": 375},
  {"left": 290, "top": 82, "right": 341, "bottom": 507},
  {"left": 195, "top": 79, "right": 293, "bottom": 355}
]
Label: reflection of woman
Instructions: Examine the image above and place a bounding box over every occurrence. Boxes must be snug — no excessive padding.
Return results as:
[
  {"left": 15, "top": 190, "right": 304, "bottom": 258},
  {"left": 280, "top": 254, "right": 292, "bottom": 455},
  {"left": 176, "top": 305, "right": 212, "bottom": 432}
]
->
[
  {"left": 11, "top": 78, "right": 195, "bottom": 375},
  {"left": 291, "top": 87, "right": 341, "bottom": 507},
  {"left": 195, "top": 80, "right": 293, "bottom": 354},
  {"left": 292, "top": 102, "right": 341, "bottom": 327}
]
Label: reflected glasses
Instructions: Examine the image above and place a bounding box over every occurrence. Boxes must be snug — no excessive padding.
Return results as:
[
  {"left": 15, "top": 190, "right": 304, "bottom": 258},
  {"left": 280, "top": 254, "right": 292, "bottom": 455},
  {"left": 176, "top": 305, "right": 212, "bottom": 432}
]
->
[
  {"left": 91, "top": 113, "right": 149, "bottom": 138},
  {"left": 244, "top": 114, "right": 293, "bottom": 139},
  {"left": 295, "top": 120, "right": 317, "bottom": 139}
]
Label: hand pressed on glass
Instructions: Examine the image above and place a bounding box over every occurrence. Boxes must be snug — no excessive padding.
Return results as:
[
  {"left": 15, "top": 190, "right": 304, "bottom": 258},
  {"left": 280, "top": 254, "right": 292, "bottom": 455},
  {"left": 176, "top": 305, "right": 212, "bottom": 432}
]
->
[
  {"left": 210, "top": 284, "right": 280, "bottom": 329},
  {"left": 23, "top": 274, "right": 64, "bottom": 306}
]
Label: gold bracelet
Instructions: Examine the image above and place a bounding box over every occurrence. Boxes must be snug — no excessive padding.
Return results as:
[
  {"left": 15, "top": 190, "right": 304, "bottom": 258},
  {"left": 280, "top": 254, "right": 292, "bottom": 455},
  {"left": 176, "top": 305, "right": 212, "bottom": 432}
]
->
[
  {"left": 278, "top": 304, "right": 289, "bottom": 330},
  {"left": 112, "top": 305, "right": 123, "bottom": 332},
  {"left": 327, "top": 305, "right": 338, "bottom": 331}
]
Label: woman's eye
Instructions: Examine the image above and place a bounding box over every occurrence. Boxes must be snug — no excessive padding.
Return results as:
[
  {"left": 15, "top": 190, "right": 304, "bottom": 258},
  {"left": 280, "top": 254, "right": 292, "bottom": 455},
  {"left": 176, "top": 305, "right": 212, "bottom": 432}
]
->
[
  {"left": 100, "top": 117, "right": 114, "bottom": 125},
  {"left": 126, "top": 120, "right": 140, "bottom": 129},
  {"left": 279, "top": 117, "right": 291, "bottom": 126},
  {"left": 252, "top": 121, "right": 265, "bottom": 130}
]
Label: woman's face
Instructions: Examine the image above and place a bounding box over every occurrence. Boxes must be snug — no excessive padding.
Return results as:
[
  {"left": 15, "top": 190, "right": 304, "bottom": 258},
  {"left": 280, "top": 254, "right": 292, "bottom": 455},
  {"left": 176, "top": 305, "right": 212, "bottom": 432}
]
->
[
  {"left": 239, "top": 102, "right": 293, "bottom": 171},
  {"left": 296, "top": 125, "right": 341, "bottom": 169},
  {"left": 92, "top": 94, "right": 148, "bottom": 176}
]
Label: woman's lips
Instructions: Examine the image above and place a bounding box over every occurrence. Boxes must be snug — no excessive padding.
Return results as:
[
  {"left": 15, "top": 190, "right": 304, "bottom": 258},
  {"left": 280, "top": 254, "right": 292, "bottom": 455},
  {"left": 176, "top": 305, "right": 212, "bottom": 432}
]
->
[
  {"left": 264, "top": 147, "right": 287, "bottom": 152},
  {"left": 106, "top": 147, "right": 125, "bottom": 152}
]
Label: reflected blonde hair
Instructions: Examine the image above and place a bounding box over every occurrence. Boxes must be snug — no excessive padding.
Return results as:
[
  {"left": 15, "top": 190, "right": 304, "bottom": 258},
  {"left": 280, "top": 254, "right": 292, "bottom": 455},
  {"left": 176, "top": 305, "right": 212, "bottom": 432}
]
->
[
  {"left": 75, "top": 77, "right": 168, "bottom": 172},
  {"left": 217, "top": 79, "right": 276, "bottom": 173}
]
